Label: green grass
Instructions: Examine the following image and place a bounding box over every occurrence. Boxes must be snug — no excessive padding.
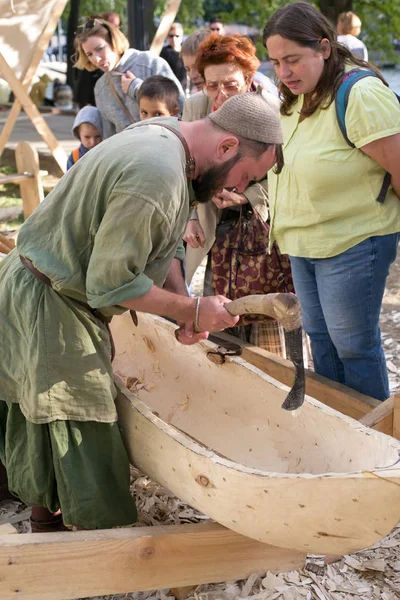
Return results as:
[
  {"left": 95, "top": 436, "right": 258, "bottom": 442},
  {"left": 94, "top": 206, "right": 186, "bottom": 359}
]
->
[
  {"left": 0, "top": 165, "right": 22, "bottom": 208},
  {"left": 0, "top": 165, "right": 23, "bottom": 235}
]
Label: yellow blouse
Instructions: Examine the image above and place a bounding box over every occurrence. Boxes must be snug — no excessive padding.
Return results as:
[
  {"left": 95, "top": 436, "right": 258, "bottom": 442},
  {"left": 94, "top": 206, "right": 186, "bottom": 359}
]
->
[{"left": 269, "top": 73, "right": 400, "bottom": 258}]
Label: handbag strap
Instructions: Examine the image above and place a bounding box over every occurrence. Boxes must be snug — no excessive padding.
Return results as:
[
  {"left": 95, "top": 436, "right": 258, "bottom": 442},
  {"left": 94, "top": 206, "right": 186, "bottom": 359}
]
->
[
  {"left": 106, "top": 73, "right": 135, "bottom": 124},
  {"left": 134, "top": 121, "right": 195, "bottom": 180}
]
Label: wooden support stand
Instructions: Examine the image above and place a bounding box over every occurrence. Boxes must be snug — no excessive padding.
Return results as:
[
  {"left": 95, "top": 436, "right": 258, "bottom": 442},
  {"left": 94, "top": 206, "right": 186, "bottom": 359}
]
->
[
  {"left": 0, "top": 141, "right": 44, "bottom": 221},
  {"left": 15, "top": 141, "right": 44, "bottom": 219},
  {"left": 0, "top": 522, "right": 306, "bottom": 600}
]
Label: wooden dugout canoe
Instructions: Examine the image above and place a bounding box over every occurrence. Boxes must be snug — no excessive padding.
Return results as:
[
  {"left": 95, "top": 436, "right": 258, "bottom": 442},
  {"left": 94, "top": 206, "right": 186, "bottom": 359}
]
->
[{"left": 111, "top": 311, "right": 400, "bottom": 555}]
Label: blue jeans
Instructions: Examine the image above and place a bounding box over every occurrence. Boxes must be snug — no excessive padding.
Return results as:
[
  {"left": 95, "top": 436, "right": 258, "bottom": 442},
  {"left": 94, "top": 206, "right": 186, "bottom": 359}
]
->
[{"left": 289, "top": 234, "right": 399, "bottom": 401}]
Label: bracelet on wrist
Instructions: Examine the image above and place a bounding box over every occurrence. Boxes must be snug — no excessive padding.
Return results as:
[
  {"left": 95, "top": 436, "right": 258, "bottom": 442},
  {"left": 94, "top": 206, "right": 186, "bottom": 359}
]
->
[{"left": 194, "top": 297, "right": 202, "bottom": 333}]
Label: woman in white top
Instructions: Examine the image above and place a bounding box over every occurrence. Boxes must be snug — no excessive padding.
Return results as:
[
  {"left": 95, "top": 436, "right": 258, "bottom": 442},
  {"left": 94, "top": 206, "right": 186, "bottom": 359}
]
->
[{"left": 337, "top": 11, "right": 368, "bottom": 61}]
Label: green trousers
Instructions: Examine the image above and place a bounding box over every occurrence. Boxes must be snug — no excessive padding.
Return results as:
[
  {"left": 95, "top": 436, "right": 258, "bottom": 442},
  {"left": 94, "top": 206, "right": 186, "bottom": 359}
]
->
[{"left": 0, "top": 401, "right": 137, "bottom": 529}]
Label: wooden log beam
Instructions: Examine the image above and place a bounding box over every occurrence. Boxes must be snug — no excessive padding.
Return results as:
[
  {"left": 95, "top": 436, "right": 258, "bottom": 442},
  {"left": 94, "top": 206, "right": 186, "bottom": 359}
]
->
[
  {"left": 0, "top": 101, "right": 23, "bottom": 157},
  {"left": 0, "top": 522, "right": 306, "bottom": 600},
  {"left": 0, "top": 173, "right": 33, "bottom": 185},
  {"left": 149, "top": 0, "right": 183, "bottom": 56},
  {"left": 214, "top": 332, "right": 379, "bottom": 420},
  {"left": 359, "top": 396, "right": 394, "bottom": 430},
  {"left": 15, "top": 141, "right": 44, "bottom": 219},
  {"left": 393, "top": 394, "right": 400, "bottom": 440}
]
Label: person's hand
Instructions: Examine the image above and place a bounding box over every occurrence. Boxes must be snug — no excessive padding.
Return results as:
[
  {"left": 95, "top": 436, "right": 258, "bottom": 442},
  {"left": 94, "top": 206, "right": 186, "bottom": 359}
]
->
[
  {"left": 121, "top": 70, "right": 136, "bottom": 94},
  {"left": 197, "top": 295, "right": 239, "bottom": 332},
  {"left": 174, "top": 296, "right": 239, "bottom": 344},
  {"left": 183, "top": 220, "right": 206, "bottom": 248},
  {"left": 175, "top": 324, "right": 209, "bottom": 346},
  {"left": 212, "top": 189, "right": 248, "bottom": 209}
]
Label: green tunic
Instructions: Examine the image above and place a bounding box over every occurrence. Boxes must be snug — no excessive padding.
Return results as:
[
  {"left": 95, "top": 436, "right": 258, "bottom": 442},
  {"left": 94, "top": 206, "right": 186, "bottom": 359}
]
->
[{"left": 0, "top": 118, "right": 190, "bottom": 425}]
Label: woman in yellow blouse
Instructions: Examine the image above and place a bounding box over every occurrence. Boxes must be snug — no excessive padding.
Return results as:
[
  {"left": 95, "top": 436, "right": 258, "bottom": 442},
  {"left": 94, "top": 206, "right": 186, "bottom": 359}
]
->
[{"left": 263, "top": 2, "right": 400, "bottom": 401}]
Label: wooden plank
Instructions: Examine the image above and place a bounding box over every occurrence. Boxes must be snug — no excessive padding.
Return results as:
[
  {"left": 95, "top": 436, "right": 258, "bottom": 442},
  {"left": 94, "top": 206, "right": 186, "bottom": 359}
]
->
[
  {"left": 393, "top": 394, "right": 400, "bottom": 440},
  {"left": 0, "top": 53, "right": 67, "bottom": 173},
  {"left": 0, "top": 173, "right": 33, "bottom": 185},
  {"left": 215, "top": 331, "right": 379, "bottom": 420},
  {"left": 359, "top": 397, "right": 394, "bottom": 430},
  {"left": 15, "top": 141, "right": 44, "bottom": 218},
  {"left": 149, "top": 0, "right": 183, "bottom": 56},
  {"left": 0, "top": 522, "right": 306, "bottom": 600}
]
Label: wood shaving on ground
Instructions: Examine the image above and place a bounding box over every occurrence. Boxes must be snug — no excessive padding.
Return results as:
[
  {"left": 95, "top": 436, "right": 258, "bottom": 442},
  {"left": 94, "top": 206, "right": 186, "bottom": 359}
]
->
[{"left": 1, "top": 260, "right": 400, "bottom": 600}]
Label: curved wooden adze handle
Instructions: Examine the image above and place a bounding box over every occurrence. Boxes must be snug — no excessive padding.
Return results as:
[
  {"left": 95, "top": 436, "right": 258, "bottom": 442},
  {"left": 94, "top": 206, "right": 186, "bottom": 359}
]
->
[{"left": 225, "top": 293, "right": 302, "bottom": 332}]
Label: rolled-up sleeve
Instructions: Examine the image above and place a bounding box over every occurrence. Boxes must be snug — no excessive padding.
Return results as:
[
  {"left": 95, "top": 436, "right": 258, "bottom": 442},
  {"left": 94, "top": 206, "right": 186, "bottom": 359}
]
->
[
  {"left": 86, "top": 190, "right": 170, "bottom": 308},
  {"left": 243, "top": 179, "right": 269, "bottom": 209},
  {"left": 345, "top": 77, "right": 400, "bottom": 148}
]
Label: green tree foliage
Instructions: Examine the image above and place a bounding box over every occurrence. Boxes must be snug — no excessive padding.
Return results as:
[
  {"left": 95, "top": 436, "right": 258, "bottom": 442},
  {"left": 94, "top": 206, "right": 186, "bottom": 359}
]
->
[
  {"left": 63, "top": 0, "right": 127, "bottom": 23},
  {"left": 154, "top": 0, "right": 205, "bottom": 31},
  {"left": 202, "top": 0, "right": 233, "bottom": 23},
  {"left": 164, "top": 0, "right": 399, "bottom": 63},
  {"left": 63, "top": 0, "right": 399, "bottom": 63},
  {"left": 353, "top": 0, "right": 400, "bottom": 63}
]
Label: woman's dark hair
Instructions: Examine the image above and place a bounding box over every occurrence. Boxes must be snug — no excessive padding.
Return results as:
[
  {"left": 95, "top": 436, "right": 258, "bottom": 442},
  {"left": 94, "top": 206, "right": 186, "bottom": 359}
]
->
[{"left": 262, "top": 2, "right": 386, "bottom": 117}]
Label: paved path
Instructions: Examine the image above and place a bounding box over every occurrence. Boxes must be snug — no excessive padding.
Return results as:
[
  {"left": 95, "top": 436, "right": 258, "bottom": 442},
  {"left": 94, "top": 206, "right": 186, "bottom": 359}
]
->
[{"left": 1, "top": 110, "right": 76, "bottom": 154}]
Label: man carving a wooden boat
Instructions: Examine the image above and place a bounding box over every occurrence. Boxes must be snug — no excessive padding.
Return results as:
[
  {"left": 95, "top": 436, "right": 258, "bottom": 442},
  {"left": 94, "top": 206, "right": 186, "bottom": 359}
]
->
[{"left": 0, "top": 93, "right": 283, "bottom": 531}]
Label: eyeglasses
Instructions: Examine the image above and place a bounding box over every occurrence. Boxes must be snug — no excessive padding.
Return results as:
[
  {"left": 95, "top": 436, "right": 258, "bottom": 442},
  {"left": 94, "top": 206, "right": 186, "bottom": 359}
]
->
[
  {"left": 205, "top": 80, "right": 242, "bottom": 95},
  {"left": 168, "top": 34, "right": 181, "bottom": 38}
]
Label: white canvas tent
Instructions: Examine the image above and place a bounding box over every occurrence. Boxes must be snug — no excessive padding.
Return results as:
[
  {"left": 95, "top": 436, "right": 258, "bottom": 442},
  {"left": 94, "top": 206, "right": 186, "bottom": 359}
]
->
[{"left": 0, "top": 0, "right": 68, "bottom": 172}]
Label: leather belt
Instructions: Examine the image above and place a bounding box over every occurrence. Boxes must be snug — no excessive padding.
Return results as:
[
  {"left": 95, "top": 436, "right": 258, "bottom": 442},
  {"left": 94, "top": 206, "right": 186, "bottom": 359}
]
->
[{"left": 19, "top": 255, "right": 138, "bottom": 361}]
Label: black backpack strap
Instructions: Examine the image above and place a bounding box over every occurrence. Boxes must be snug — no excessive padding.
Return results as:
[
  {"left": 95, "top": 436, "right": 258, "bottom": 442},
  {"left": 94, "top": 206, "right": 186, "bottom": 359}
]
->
[
  {"left": 336, "top": 69, "right": 398, "bottom": 203},
  {"left": 335, "top": 68, "right": 378, "bottom": 148},
  {"left": 376, "top": 172, "right": 393, "bottom": 204}
]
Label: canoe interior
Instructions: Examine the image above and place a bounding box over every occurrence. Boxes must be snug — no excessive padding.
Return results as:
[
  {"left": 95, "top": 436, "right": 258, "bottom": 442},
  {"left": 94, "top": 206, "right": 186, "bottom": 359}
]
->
[{"left": 112, "top": 313, "right": 400, "bottom": 477}]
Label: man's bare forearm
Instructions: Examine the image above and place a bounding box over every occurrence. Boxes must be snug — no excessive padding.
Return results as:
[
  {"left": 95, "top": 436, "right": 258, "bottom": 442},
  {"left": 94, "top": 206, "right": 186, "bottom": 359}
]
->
[{"left": 121, "top": 285, "right": 195, "bottom": 323}]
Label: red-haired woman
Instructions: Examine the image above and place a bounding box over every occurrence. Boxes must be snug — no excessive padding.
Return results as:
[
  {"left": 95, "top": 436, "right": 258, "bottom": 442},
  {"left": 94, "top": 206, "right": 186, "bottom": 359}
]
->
[{"left": 183, "top": 33, "right": 288, "bottom": 357}]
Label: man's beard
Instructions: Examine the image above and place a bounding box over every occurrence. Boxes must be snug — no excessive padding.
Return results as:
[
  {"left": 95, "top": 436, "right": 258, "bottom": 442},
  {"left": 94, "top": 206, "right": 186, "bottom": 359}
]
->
[{"left": 192, "top": 154, "right": 242, "bottom": 204}]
